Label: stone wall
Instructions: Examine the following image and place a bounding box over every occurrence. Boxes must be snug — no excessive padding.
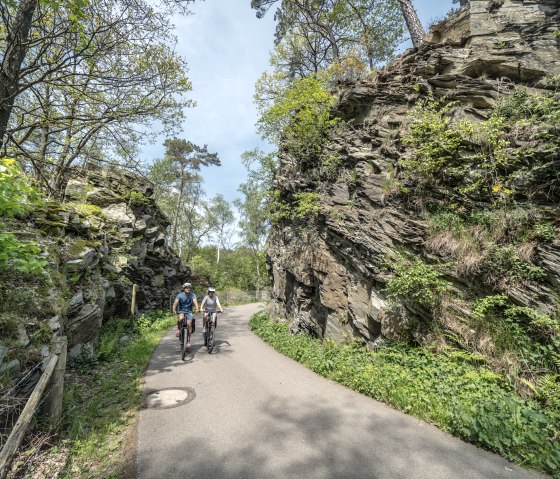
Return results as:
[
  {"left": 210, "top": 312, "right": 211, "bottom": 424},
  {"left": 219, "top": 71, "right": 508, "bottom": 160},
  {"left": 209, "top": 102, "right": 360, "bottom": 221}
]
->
[{"left": 266, "top": 0, "right": 560, "bottom": 346}]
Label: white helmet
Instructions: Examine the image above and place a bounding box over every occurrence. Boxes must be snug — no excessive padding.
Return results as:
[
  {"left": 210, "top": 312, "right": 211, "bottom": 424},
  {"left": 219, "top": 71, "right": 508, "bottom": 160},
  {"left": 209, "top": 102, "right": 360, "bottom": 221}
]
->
[
  {"left": 182, "top": 282, "right": 192, "bottom": 289},
  {"left": 207, "top": 287, "right": 216, "bottom": 293}
]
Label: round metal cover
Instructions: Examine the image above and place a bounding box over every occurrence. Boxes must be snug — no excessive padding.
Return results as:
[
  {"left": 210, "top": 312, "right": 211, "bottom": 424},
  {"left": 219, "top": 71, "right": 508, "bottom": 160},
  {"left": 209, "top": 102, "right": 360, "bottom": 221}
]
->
[{"left": 143, "top": 387, "right": 196, "bottom": 409}]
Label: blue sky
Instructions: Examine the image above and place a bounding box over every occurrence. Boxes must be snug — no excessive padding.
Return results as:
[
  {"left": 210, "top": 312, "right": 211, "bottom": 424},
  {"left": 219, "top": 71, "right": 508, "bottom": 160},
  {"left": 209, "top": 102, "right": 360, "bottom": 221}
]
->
[{"left": 141, "top": 0, "right": 456, "bottom": 204}]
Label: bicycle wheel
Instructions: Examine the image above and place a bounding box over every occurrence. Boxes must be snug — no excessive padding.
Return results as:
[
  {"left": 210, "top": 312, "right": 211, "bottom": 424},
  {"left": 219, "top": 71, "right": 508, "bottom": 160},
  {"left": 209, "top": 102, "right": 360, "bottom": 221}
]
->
[
  {"left": 181, "top": 328, "right": 188, "bottom": 360},
  {"left": 206, "top": 321, "right": 214, "bottom": 353}
]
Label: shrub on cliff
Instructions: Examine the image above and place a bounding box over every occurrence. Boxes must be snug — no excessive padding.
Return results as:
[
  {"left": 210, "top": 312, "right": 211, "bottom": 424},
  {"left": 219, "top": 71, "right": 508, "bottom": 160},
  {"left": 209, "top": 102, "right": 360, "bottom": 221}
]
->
[
  {"left": 402, "top": 90, "right": 560, "bottom": 203},
  {"left": 257, "top": 74, "right": 339, "bottom": 163}
]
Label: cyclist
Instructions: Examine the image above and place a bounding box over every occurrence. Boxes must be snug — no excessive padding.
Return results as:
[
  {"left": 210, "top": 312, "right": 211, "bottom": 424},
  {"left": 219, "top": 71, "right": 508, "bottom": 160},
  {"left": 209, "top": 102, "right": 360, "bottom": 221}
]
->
[
  {"left": 201, "top": 287, "right": 223, "bottom": 333},
  {"left": 172, "top": 282, "right": 199, "bottom": 349}
]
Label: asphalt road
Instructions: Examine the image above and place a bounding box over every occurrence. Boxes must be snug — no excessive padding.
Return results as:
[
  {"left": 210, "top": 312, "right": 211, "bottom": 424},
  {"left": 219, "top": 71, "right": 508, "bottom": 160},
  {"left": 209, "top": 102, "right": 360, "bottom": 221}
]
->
[{"left": 137, "top": 303, "right": 545, "bottom": 479}]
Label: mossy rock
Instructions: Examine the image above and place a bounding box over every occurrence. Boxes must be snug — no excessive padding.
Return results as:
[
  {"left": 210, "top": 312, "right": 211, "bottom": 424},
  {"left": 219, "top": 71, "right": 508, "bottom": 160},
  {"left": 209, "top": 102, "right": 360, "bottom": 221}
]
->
[{"left": 67, "top": 202, "right": 105, "bottom": 219}]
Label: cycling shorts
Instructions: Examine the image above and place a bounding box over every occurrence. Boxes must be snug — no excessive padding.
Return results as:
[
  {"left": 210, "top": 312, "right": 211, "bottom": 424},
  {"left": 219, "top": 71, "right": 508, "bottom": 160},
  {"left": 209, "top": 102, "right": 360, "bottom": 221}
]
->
[{"left": 178, "top": 311, "right": 193, "bottom": 321}]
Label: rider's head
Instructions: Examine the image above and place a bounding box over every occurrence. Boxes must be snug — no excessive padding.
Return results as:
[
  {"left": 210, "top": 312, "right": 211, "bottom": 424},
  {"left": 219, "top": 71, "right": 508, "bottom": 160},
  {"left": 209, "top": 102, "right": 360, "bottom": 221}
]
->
[
  {"left": 183, "top": 282, "right": 192, "bottom": 291},
  {"left": 207, "top": 287, "right": 216, "bottom": 295}
]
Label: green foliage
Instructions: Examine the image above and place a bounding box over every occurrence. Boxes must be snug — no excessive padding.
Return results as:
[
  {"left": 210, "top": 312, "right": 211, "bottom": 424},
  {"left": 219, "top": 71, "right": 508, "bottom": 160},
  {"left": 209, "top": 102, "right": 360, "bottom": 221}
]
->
[
  {"left": 427, "top": 207, "right": 554, "bottom": 285},
  {"left": 127, "top": 190, "right": 150, "bottom": 206},
  {"left": 0, "top": 159, "right": 47, "bottom": 274},
  {"left": 0, "top": 158, "right": 42, "bottom": 216},
  {"left": 250, "top": 312, "right": 560, "bottom": 476},
  {"left": 385, "top": 254, "right": 451, "bottom": 309},
  {"left": 190, "top": 245, "right": 270, "bottom": 291},
  {"left": 402, "top": 91, "right": 560, "bottom": 202},
  {"left": 473, "top": 295, "right": 560, "bottom": 375},
  {"left": 257, "top": 75, "right": 339, "bottom": 163},
  {"left": 67, "top": 202, "right": 104, "bottom": 218},
  {"left": 483, "top": 245, "right": 546, "bottom": 283},
  {"left": 271, "top": 191, "right": 322, "bottom": 222}
]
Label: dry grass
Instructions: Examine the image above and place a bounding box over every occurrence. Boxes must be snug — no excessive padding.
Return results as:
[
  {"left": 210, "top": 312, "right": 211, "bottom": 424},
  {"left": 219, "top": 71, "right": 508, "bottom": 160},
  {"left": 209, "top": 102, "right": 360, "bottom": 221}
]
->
[
  {"left": 6, "top": 432, "right": 69, "bottom": 479},
  {"left": 516, "top": 241, "right": 537, "bottom": 263}
]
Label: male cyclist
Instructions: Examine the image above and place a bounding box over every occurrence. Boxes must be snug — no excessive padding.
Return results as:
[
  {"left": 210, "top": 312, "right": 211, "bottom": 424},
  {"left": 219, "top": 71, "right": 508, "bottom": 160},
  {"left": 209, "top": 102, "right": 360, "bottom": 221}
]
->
[
  {"left": 201, "top": 287, "right": 223, "bottom": 333},
  {"left": 172, "top": 282, "right": 199, "bottom": 349}
]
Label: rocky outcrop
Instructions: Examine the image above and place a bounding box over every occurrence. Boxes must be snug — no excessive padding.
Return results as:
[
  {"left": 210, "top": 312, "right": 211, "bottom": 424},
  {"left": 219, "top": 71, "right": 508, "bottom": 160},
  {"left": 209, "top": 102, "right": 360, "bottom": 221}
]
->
[
  {"left": 33, "top": 167, "right": 190, "bottom": 356},
  {"left": 267, "top": 0, "right": 560, "bottom": 347}
]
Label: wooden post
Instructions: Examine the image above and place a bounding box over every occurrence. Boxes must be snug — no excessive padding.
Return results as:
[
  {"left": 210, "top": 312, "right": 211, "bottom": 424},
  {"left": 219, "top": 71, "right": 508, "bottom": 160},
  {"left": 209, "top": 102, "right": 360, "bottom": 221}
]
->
[
  {"left": 130, "top": 284, "right": 138, "bottom": 326},
  {"left": 43, "top": 336, "right": 67, "bottom": 429},
  {"left": 0, "top": 354, "right": 58, "bottom": 478}
]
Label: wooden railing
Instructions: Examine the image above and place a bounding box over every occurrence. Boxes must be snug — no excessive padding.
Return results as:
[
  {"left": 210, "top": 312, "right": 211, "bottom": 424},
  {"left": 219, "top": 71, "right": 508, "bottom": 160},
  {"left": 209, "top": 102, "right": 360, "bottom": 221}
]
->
[{"left": 0, "top": 336, "right": 67, "bottom": 479}]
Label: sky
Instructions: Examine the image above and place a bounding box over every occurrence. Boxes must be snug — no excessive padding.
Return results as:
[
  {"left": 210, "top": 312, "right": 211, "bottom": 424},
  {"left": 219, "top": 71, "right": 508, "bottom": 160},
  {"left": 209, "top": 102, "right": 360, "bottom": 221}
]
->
[{"left": 140, "top": 0, "right": 456, "bottom": 206}]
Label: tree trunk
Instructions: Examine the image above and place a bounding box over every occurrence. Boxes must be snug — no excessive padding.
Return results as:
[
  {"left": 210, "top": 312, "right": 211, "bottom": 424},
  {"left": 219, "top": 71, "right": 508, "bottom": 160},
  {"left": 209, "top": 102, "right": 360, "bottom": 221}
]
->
[
  {"left": 399, "top": 0, "right": 425, "bottom": 48},
  {"left": 0, "top": 0, "right": 38, "bottom": 149},
  {"left": 171, "top": 173, "right": 186, "bottom": 250}
]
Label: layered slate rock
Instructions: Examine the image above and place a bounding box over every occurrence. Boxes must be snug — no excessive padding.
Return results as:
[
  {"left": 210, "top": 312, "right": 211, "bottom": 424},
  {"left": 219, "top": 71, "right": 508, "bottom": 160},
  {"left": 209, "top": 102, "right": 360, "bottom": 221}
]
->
[
  {"left": 266, "top": 0, "right": 560, "bottom": 344},
  {"left": 36, "top": 167, "right": 190, "bottom": 356}
]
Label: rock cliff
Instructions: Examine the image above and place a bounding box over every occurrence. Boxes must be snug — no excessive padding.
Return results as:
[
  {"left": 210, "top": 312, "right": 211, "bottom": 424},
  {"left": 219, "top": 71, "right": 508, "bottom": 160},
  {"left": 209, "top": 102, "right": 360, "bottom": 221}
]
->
[
  {"left": 24, "top": 167, "right": 188, "bottom": 358},
  {"left": 266, "top": 0, "right": 560, "bottom": 362}
]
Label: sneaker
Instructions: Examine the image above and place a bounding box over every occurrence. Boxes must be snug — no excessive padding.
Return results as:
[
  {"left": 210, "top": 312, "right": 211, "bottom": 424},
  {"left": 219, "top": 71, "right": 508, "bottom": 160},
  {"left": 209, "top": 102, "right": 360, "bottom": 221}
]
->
[{"left": 202, "top": 327, "right": 207, "bottom": 333}]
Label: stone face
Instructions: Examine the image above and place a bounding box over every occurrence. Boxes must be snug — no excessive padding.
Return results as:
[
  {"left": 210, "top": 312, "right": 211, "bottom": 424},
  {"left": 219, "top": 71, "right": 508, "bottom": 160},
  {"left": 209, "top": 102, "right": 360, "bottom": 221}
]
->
[
  {"left": 102, "top": 203, "right": 136, "bottom": 226},
  {"left": 31, "top": 166, "right": 190, "bottom": 354},
  {"left": 266, "top": 0, "right": 560, "bottom": 347}
]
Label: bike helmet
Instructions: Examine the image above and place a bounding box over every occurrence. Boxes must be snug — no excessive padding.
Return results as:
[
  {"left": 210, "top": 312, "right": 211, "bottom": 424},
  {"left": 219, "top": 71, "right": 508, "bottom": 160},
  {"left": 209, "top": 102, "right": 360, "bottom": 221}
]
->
[
  {"left": 182, "top": 282, "right": 192, "bottom": 289},
  {"left": 207, "top": 287, "right": 216, "bottom": 293}
]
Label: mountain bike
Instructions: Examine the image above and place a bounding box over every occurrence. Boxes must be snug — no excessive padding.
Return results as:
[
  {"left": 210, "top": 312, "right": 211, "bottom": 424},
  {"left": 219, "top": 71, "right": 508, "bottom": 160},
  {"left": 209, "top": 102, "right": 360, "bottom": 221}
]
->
[
  {"left": 179, "top": 313, "right": 195, "bottom": 360},
  {"left": 203, "top": 310, "right": 221, "bottom": 353}
]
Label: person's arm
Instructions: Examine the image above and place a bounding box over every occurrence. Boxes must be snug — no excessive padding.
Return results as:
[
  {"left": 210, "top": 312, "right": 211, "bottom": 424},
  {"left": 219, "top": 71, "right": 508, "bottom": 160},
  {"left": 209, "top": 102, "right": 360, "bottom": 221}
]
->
[
  {"left": 172, "top": 297, "right": 179, "bottom": 315},
  {"left": 193, "top": 297, "right": 199, "bottom": 313},
  {"left": 216, "top": 298, "right": 223, "bottom": 313},
  {"left": 201, "top": 296, "right": 207, "bottom": 311}
]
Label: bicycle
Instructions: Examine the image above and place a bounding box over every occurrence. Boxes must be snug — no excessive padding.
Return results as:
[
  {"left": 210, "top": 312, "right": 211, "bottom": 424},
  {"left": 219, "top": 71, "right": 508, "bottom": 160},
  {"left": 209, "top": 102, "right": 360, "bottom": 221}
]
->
[
  {"left": 203, "top": 309, "right": 221, "bottom": 353},
  {"left": 179, "top": 313, "right": 195, "bottom": 360}
]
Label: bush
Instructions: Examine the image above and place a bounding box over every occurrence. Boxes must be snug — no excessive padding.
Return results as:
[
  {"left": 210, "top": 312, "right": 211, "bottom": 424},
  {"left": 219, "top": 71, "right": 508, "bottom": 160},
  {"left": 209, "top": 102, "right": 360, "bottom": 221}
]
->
[{"left": 385, "top": 254, "right": 451, "bottom": 309}]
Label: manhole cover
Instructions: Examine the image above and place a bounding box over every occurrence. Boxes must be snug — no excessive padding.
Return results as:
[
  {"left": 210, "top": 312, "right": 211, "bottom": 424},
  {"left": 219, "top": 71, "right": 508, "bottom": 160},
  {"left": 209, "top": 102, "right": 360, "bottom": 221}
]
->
[{"left": 143, "top": 387, "right": 195, "bottom": 409}]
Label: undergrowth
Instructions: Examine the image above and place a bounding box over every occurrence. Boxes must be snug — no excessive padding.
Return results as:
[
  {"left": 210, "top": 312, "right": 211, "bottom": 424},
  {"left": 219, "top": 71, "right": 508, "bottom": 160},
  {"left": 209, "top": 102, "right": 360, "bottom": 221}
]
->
[
  {"left": 250, "top": 311, "right": 560, "bottom": 477},
  {"left": 49, "top": 311, "right": 173, "bottom": 479}
]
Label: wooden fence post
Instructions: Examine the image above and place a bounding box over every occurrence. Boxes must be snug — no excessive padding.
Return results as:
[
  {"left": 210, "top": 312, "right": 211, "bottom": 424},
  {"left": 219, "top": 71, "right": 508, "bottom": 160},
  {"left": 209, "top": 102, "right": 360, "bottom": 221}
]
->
[
  {"left": 130, "top": 284, "right": 138, "bottom": 326},
  {"left": 0, "top": 355, "right": 58, "bottom": 478},
  {"left": 43, "top": 336, "right": 67, "bottom": 429}
]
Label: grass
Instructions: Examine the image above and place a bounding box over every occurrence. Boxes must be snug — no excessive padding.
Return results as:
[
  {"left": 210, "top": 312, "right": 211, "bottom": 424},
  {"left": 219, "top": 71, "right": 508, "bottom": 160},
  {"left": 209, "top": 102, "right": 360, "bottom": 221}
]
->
[
  {"left": 61, "top": 311, "right": 175, "bottom": 478},
  {"left": 250, "top": 311, "right": 560, "bottom": 477},
  {"left": 8, "top": 311, "right": 175, "bottom": 479}
]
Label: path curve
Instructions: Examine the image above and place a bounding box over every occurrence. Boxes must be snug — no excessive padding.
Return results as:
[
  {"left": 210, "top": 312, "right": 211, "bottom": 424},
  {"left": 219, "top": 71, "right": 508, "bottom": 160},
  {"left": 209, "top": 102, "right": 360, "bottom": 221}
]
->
[{"left": 137, "top": 303, "right": 545, "bottom": 479}]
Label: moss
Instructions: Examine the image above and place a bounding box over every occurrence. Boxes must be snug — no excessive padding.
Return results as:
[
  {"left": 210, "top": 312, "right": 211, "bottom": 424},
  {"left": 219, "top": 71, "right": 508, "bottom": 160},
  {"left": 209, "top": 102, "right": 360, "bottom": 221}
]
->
[
  {"left": 67, "top": 239, "right": 100, "bottom": 257},
  {"left": 127, "top": 190, "right": 150, "bottom": 206},
  {"left": 67, "top": 202, "right": 105, "bottom": 219}
]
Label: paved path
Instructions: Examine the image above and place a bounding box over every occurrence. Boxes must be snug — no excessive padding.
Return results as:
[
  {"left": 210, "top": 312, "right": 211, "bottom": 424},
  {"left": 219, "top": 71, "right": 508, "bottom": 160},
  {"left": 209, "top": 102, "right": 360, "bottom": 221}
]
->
[{"left": 137, "top": 303, "right": 545, "bottom": 479}]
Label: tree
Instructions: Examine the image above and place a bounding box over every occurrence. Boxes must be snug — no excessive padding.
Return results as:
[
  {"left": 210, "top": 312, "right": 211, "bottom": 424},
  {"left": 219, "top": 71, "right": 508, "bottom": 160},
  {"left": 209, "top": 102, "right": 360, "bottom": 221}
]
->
[
  {"left": 252, "top": 0, "right": 430, "bottom": 61},
  {"left": 253, "top": 0, "right": 405, "bottom": 83},
  {"left": 162, "top": 139, "right": 220, "bottom": 251},
  {"left": 397, "top": 0, "right": 425, "bottom": 47},
  {"left": 209, "top": 194, "right": 235, "bottom": 264},
  {"left": 234, "top": 149, "right": 277, "bottom": 291},
  {"left": 1, "top": 0, "right": 196, "bottom": 194},
  {"left": 148, "top": 139, "right": 220, "bottom": 261}
]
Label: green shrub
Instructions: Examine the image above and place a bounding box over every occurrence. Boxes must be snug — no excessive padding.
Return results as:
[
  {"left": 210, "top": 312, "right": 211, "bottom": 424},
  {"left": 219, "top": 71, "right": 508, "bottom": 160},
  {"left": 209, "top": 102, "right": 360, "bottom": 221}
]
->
[
  {"left": 0, "top": 158, "right": 47, "bottom": 274},
  {"left": 257, "top": 74, "right": 339, "bottom": 162},
  {"left": 385, "top": 254, "right": 451, "bottom": 309},
  {"left": 483, "top": 245, "right": 546, "bottom": 283},
  {"left": 402, "top": 91, "right": 560, "bottom": 202}
]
